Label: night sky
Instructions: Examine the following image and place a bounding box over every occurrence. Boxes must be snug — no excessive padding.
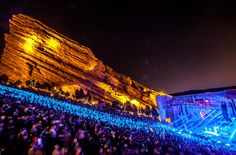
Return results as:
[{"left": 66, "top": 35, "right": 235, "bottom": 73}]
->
[{"left": 1, "top": 0, "right": 236, "bottom": 94}]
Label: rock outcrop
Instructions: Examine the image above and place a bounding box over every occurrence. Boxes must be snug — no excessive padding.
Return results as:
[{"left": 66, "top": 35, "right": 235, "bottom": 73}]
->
[{"left": 0, "top": 14, "right": 168, "bottom": 108}]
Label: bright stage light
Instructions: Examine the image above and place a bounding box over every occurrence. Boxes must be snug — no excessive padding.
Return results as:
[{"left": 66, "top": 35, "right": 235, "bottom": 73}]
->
[{"left": 230, "top": 128, "right": 236, "bottom": 140}]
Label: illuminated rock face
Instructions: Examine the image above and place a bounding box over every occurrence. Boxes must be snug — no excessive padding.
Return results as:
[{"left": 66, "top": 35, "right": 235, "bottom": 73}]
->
[{"left": 0, "top": 14, "right": 167, "bottom": 107}]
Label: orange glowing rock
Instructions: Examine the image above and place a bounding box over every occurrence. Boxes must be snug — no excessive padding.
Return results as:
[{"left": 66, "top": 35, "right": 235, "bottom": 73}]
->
[{"left": 0, "top": 14, "right": 169, "bottom": 108}]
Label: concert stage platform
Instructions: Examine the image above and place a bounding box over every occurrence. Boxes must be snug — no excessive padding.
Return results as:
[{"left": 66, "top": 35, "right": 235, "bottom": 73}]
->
[{"left": 157, "top": 87, "right": 236, "bottom": 150}]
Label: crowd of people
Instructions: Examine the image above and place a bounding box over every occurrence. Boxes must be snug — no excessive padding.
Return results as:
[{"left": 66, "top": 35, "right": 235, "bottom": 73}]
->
[{"left": 0, "top": 84, "right": 235, "bottom": 155}]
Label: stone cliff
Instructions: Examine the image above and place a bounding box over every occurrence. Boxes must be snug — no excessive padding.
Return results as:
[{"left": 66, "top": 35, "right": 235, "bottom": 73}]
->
[{"left": 0, "top": 14, "right": 168, "bottom": 108}]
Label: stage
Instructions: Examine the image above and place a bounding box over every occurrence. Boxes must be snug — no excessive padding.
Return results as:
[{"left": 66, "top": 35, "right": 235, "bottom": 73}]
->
[{"left": 157, "top": 88, "right": 236, "bottom": 150}]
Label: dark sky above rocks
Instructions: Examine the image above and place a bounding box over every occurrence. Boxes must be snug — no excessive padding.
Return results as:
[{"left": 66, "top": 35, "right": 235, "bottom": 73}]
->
[{"left": 1, "top": 0, "right": 236, "bottom": 93}]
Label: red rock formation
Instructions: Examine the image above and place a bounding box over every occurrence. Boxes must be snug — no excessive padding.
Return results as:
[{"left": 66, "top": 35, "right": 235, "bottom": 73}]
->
[{"left": 0, "top": 14, "right": 168, "bottom": 108}]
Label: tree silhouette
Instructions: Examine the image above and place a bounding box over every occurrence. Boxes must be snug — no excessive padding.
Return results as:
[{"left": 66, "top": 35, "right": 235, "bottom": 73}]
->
[
  {"left": 151, "top": 107, "right": 159, "bottom": 118},
  {"left": 75, "top": 88, "right": 85, "bottom": 99},
  {"left": 0, "top": 74, "right": 9, "bottom": 83},
  {"left": 25, "top": 80, "right": 32, "bottom": 87},
  {"left": 41, "top": 82, "right": 51, "bottom": 90},
  {"left": 65, "top": 92, "right": 70, "bottom": 97},
  {"left": 14, "top": 80, "right": 22, "bottom": 87},
  {"left": 87, "top": 91, "right": 93, "bottom": 102},
  {"left": 145, "top": 106, "right": 151, "bottom": 116}
]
